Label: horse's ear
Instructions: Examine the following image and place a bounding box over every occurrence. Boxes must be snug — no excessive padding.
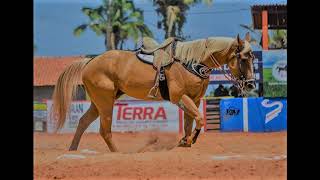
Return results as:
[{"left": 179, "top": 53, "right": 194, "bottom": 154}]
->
[
  {"left": 245, "top": 32, "right": 251, "bottom": 42},
  {"left": 236, "top": 34, "right": 244, "bottom": 47}
]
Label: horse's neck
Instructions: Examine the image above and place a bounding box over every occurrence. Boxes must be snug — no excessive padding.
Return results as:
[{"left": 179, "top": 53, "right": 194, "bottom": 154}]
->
[
  {"left": 202, "top": 37, "right": 236, "bottom": 68},
  {"left": 175, "top": 37, "right": 235, "bottom": 66},
  {"left": 202, "top": 50, "right": 232, "bottom": 68}
]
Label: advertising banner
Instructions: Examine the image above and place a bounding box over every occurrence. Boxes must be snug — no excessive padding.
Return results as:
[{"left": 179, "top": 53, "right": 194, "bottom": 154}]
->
[
  {"left": 46, "top": 100, "right": 182, "bottom": 133},
  {"left": 220, "top": 97, "right": 287, "bottom": 132},
  {"left": 34, "top": 101, "right": 47, "bottom": 121},
  {"left": 112, "top": 101, "right": 179, "bottom": 132},
  {"left": 46, "top": 100, "right": 100, "bottom": 133},
  {"left": 262, "top": 50, "right": 287, "bottom": 97},
  {"left": 34, "top": 101, "right": 48, "bottom": 132}
]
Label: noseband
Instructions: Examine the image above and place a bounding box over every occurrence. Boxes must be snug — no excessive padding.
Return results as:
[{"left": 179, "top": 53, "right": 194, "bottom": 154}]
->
[
  {"left": 236, "top": 51, "right": 256, "bottom": 81},
  {"left": 209, "top": 50, "right": 255, "bottom": 96}
]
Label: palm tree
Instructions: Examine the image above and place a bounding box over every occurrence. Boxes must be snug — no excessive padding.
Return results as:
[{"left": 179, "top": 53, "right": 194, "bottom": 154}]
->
[
  {"left": 239, "top": 24, "right": 287, "bottom": 49},
  {"left": 153, "top": 0, "right": 213, "bottom": 39},
  {"left": 74, "top": 0, "right": 153, "bottom": 50}
]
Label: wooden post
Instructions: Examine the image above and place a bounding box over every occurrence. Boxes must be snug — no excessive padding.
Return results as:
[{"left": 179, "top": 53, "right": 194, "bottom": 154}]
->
[
  {"left": 262, "top": 10, "right": 269, "bottom": 50},
  {"left": 203, "top": 99, "right": 207, "bottom": 132}
]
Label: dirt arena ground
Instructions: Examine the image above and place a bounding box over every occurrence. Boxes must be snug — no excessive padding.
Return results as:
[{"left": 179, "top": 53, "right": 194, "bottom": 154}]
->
[{"left": 34, "top": 131, "right": 287, "bottom": 180}]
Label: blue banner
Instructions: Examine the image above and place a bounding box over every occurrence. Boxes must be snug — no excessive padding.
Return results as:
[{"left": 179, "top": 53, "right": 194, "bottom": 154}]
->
[
  {"left": 220, "top": 97, "right": 287, "bottom": 132},
  {"left": 220, "top": 98, "right": 243, "bottom": 131}
]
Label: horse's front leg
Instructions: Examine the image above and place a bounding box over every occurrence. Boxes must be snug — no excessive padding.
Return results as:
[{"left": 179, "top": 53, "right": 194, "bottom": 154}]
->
[
  {"left": 177, "top": 95, "right": 203, "bottom": 147},
  {"left": 179, "top": 114, "right": 193, "bottom": 147}
]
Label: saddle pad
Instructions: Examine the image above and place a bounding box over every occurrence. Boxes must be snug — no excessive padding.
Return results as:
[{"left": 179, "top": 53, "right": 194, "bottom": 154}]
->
[{"left": 136, "top": 53, "right": 154, "bottom": 65}]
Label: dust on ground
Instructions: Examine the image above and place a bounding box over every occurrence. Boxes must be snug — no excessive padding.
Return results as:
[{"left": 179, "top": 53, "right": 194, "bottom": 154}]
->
[{"left": 34, "top": 131, "right": 287, "bottom": 180}]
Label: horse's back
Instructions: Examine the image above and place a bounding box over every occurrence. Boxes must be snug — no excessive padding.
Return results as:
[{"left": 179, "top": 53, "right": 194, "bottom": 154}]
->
[
  {"left": 82, "top": 50, "right": 160, "bottom": 100},
  {"left": 83, "top": 50, "right": 153, "bottom": 77}
]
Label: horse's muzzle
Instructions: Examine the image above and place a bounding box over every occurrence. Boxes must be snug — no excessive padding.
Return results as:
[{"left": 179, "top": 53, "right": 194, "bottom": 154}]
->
[{"left": 245, "top": 80, "right": 256, "bottom": 90}]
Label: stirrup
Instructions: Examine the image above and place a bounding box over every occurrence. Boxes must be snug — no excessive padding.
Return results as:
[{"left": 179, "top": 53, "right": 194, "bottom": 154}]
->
[{"left": 147, "top": 86, "right": 159, "bottom": 98}]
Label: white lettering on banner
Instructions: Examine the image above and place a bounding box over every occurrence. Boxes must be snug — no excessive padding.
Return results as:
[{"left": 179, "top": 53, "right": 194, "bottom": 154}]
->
[
  {"left": 209, "top": 74, "right": 231, "bottom": 81},
  {"left": 255, "top": 73, "right": 260, "bottom": 80},
  {"left": 210, "top": 73, "right": 260, "bottom": 81},
  {"left": 261, "top": 99, "right": 283, "bottom": 124}
]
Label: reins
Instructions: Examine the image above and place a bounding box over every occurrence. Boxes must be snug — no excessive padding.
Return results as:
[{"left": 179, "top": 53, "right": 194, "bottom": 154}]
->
[{"left": 208, "top": 53, "right": 246, "bottom": 96}]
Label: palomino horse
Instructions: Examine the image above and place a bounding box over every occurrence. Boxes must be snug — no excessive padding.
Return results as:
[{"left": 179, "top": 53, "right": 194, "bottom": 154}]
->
[{"left": 51, "top": 33, "right": 256, "bottom": 152}]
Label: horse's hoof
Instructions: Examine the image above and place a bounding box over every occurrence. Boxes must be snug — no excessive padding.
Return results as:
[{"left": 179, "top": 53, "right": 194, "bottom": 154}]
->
[
  {"left": 192, "top": 139, "right": 196, "bottom": 144},
  {"left": 177, "top": 137, "right": 191, "bottom": 147},
  {"left": 69, "top": 147, "right": 77, "bottom": 151},
  {"left": 191, "top": 129, "right": 201, "bottom": 144},
  {"left": 177, "top": 142, "right": 191, "bottom": 147},
  {"left": 192, "top": 135, "right": 198, "bottom": 144}
]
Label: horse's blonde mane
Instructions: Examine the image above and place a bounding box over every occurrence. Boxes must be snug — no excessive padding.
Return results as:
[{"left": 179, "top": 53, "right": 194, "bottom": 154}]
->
[{"left": 175, "top": 37, "right": 237, "bottom": 64}]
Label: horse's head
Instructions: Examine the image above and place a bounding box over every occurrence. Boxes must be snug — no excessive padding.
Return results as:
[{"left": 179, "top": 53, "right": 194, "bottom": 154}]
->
[{"left": 227, "top": 33, "right": 256, "bottom": 91}]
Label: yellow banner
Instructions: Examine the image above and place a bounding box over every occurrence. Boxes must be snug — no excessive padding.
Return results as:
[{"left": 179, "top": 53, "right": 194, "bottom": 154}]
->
[{"left": 34, "top": 103, "right": 47, "bottom": 111}]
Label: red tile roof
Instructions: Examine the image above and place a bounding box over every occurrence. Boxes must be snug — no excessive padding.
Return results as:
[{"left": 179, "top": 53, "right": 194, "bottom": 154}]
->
[{"left": 34, "top": 56, "right": 84, "bottom": 86}]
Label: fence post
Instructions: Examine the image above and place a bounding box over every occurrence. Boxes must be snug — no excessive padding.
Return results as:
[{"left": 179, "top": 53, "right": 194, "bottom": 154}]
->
[{"left": 203, "top": 99, "right": 207, "bottom": 132}]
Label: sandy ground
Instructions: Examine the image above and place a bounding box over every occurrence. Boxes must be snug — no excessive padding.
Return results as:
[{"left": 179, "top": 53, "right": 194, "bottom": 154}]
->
[{"left": 34, "top": 131, "right": 287, "bottom": 180}]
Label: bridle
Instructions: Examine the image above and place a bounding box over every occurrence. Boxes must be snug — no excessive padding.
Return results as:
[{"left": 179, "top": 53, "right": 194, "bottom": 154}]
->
[
  {"left": 172, "top": 38, "right": 256, "bottom": 96},
  {"left": 208, "top": 47, "right": 256, "bottom": 97}
]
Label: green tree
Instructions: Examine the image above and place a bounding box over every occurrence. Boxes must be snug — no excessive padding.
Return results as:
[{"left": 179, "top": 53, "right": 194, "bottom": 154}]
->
[
  {"left": 153, "top": 0, "right": 213, "bottom": 39},
  {"left": 240, "top": 24, "right": 287, "bottom": 49},
  {"left": 74, "top": 0, "right": 153, "bottom": 50},
  {"left": 269, "top": 29, "right": 287, "bottom": 49}
]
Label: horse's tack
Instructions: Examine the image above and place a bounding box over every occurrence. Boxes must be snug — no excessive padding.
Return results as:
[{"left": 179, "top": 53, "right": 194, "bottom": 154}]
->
[
  {"left": 182, "top": 63, "right": 213, "bottom": 79},
  {"left": 137, "top": 37, "right": 221, "bottom": 98},
  {"left": 137, "top": 36, "right": 254, "bottom": 98},
  {"left": 137, "top": 37, "right": 214, "bottom": 98},
  {"left": 136, "top": 52, "right": 213, "bottom": 79},
  {"left": 208, "top": 51, "right": 255, "bottom": 96},
  {"left": 137, "top": 37, "right": 180, "bottom": 98},
  {"left": 141, "top": 37, "right": 178, "bottom": 68}
]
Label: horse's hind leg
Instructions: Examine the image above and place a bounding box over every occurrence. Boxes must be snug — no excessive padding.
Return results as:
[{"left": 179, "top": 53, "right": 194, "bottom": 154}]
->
[
  {"left": 69, "top": 103, "right": 99, "bottom": 151},
  {"left": 98, "top": 103, "right": 117, "bottom": 152},
  {"left": 85, "top": 78, "right": 118, "bottom": 152}
]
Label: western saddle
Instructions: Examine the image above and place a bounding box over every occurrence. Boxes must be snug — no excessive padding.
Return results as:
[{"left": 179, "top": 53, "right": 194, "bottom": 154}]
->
[{"left": 138, "top": 37, "right": 180, "bottom": 99}]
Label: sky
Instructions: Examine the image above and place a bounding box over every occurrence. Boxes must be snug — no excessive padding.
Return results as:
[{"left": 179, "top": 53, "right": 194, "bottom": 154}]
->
[
  {"left": 34, "top": 0, "right": 287, "bottom": 4},
  {"left": 34, "top": 0, "right": 287, "bottom": 56}
]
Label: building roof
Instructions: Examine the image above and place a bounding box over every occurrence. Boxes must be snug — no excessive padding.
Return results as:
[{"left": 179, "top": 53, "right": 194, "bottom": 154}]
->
[
  {"left": 34, "top": 56, "right": 84, "bottom": 86},
  {"left": 251, "top": 4, "right": 287, "bottom": 29}
]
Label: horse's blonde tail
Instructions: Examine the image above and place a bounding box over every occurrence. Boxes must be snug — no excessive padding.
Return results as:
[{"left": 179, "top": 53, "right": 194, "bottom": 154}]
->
[{"left": 51, "top": 58, "right": 91, "bottom": 131}]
